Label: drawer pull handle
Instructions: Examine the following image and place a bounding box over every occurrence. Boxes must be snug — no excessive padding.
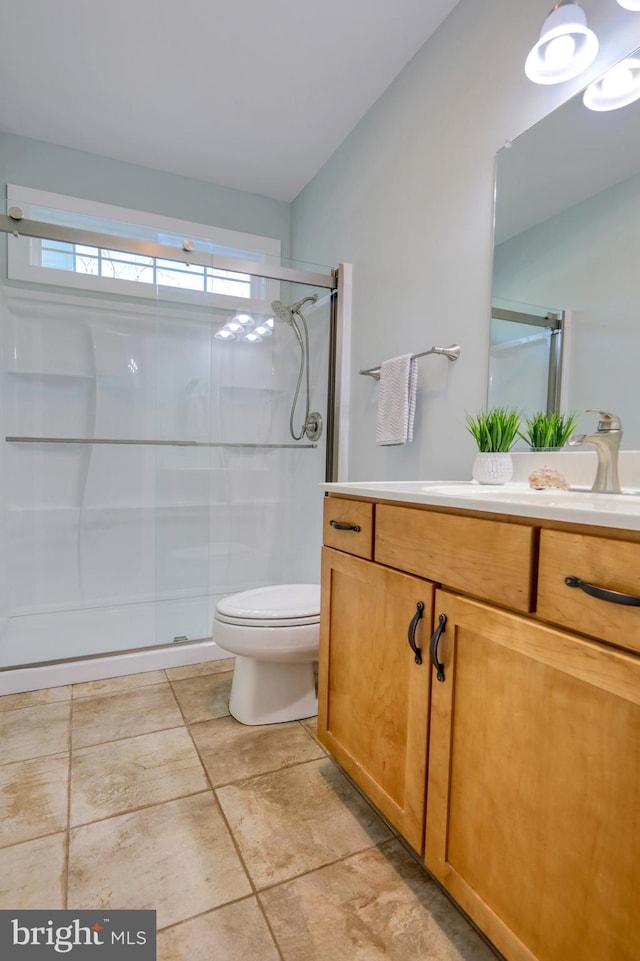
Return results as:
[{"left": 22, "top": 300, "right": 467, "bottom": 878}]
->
[
  {"left": 407, "top": 601, "right": 424, "bottom": 664},
  {"left": 565, "top": 575, "right": 640, "bottom": 607},
  {"left": 429, "top": 614, "right": 447, "bottom": 682},
  {"left": 329, "top": 520, "right": 361, "bottom": 532}
]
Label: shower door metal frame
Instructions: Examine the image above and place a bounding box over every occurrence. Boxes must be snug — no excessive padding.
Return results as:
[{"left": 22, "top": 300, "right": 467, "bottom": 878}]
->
[
  {"left": 0, "top": 212, "right": 344, "bottom": 479},
  {"left": 0, "top": 213, "right": 335, "bottom": 290},
  {"left": 490, "top": 306, "right": 564, "bottom": 414}
]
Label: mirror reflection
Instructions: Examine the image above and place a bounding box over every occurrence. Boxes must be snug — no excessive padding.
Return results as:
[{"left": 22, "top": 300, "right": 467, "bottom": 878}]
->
[{"left": 491, "top": 49, "right": 640, "bottom": 449}]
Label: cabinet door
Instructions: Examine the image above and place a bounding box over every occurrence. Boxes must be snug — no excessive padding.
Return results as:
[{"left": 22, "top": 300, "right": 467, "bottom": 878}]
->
[
  {"left": 318, "top": 547, "right": 434, "bottom": 853},
  {"left": 426, "top": 590, "right": 640, "bottom": 961}
]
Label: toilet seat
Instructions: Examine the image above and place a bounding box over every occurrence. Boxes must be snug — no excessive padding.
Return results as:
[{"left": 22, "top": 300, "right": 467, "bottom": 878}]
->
[{"left": 215, "top": 584, "right": 320, "bottom": 628}]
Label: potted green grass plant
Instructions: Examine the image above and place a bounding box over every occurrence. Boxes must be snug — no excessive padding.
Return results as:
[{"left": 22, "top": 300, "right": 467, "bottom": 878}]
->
[
  {"left": 465, "top": 406, "right": 521, "bottom": 484},
  {"left": 518, "top": 410, "right": 578, "bottom": 451}
]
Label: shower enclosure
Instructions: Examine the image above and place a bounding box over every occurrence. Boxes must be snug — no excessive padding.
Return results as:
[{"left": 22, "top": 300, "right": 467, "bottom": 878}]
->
[{"left": 0, "top": 201, "right": 343, "bottom": 680}]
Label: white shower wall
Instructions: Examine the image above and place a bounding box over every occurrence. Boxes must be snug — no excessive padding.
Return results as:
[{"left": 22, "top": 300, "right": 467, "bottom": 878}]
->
[{"left": 0, "top": 286, "right": 329, "bottom": 669}]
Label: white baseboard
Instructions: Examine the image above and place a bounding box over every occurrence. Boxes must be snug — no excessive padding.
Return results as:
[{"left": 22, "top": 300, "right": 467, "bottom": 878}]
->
[{"left": 0, "top": 638, "right": 230, "bottom": 695}]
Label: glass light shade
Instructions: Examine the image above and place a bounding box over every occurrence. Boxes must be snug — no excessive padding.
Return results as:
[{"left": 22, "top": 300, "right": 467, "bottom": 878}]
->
[
  {"left": 232, "top": 313, "right": 254, "bottom": 326},
  {"left": 525, "top": 3, "right": 599, "bottom": 84},
  {"left": 242, "top": 331, "right": 262, "bottom": 343},
  {"left": 616, "top": 1, "right": 640, "bottom": 10},
  {"left": 583, "top": 57, "right": 640, "bottom": 110},
  {"left": 214, "top": 328, "right": 235, "bottom": 340},
  {"left": 226, "top": 320, "right": 243, "bottom": 332},
  {"left": 253, "top": 325, "right": 272, "bottom": 336},
  {"left": 265, "top": 317, "right": 275, "bottom": 329}
]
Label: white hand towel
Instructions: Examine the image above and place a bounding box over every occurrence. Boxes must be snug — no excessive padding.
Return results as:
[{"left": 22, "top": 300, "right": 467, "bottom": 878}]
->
[{"left": 375, "top": 354, "right": 418, "bottom": 446}]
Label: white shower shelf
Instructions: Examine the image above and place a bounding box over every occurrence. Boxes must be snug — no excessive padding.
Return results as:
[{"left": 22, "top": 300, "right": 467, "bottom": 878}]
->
[
  {"left": 218, "top": 384, "right": 290, "bottom": 394},
  {"left": 64, "top": 501, "right": 282, "bottom": 511},
  {"left": 10, "top": 586, "right": 218, "bottom": 619},
  {"left": 5, "top": 370, "right": 95, "bottom": 379},
  {"left": 7, "top": 498, "right": 288, "bottom": 511}
]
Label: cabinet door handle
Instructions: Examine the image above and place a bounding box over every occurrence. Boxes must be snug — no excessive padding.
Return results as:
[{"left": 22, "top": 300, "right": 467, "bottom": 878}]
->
[
  {"left": 565, "top": 575, "right": 640, "bottom": 607},
  {"left": 429, "top": 614, "right": 447, "bottom": 682},
  {"left": 407, "top": 601, "right": 424, "bottom": 664},
  {"left": 329, "top": 520, "right": 361, "bottom": 532}
]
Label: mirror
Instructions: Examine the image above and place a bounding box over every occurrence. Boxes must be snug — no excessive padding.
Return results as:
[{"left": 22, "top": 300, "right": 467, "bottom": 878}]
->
[{"left": 490, "top": 49, "right": 640, "bottom": 449}]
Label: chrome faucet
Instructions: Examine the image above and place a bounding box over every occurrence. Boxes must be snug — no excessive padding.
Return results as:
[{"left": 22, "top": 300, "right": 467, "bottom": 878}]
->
[{"left": 568, "top": 410, "right": 623, "bottom": 494}]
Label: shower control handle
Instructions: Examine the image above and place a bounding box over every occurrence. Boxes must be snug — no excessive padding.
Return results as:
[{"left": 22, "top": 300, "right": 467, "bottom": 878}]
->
[{"left": 329, "top": 520, "right": 361, "bottom": 532}]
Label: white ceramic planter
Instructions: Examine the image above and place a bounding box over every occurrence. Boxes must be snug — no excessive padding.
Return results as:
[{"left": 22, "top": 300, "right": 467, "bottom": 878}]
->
[{"left": 472, "top": 452, "right": 513, "bottom": 485}]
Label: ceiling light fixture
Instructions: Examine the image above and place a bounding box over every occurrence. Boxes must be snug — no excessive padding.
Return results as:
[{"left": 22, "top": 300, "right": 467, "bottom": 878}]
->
[
  {"left": 583, "top": 56, "right": 640, "bottom": 110},
  {"left": 525, "top": 1, "right": 599, "bottom": 84},
  {"left": 616, "top": 1, "right": 640, "bottom": 10}
]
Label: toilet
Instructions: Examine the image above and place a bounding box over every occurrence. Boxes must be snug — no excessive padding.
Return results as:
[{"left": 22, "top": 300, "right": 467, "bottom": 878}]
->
[{"left": 214, "top": 584, "right": 320, "bottom": 725}]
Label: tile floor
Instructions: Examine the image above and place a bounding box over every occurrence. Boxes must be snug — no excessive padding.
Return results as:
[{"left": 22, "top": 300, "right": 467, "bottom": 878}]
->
[{"left": 0, "top": 659, "right": 499, "bottom": 960}]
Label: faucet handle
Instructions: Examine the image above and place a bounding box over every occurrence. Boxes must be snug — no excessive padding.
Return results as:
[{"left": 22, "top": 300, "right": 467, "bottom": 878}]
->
[{"left": 586, "top": 410, "right": 623, "bottom": 431}]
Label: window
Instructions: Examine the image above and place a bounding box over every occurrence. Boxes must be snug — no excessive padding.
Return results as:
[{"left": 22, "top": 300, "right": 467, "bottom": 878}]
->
[
  {"left": 40, "top": 239, "right": 252, "bottom": 298},
  {"left": 7, "top": 186, "right": 281, "bottom": 308}
]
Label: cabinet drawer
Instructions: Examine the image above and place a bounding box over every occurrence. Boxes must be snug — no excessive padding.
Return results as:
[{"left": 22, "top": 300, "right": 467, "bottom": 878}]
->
[
  {"left": 375, "top": 504, "right": 535, "bottom": 612},
  {"left": 537, "top": 528, "right": 640, "bottom": 654},
  {"left": 323, "top": 497, "right": 374, "bottom": 559}
]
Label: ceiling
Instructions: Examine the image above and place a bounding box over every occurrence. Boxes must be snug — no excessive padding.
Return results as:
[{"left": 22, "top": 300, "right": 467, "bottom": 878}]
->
[{"left": 0, "top": 0, "right": 461, "bottom": 202}]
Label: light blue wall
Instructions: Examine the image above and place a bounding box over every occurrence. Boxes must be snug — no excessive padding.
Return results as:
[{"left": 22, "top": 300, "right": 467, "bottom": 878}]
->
[
  {"left": 291, "top": 0, "right": 640, "bottom": 481},
  {"left": 0, "top": 131, "right": 291, "bottom": 256}
]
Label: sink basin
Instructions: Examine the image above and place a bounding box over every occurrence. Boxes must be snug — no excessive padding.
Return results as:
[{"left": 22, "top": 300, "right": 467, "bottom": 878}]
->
[{"left": 424, "top": 482, "right": 640, "bottom": 506}]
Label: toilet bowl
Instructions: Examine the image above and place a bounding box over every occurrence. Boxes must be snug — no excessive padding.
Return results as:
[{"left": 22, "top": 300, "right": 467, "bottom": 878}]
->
[{"left": 214, "top": 584, "right": 320, "bottom": 725}]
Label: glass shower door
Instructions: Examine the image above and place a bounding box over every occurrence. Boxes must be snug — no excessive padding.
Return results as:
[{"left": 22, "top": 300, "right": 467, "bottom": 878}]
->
[{"left": 0, "top": 247, "right": 335, "bottom": 670}]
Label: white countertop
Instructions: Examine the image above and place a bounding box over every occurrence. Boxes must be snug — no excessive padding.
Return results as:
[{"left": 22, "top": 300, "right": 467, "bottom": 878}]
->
[{"left": 323, "top": 480, "right": 640, "bottom": 531}]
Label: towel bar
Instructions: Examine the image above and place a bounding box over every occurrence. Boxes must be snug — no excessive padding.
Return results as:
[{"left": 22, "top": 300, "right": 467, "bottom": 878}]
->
[{"left": 359, "top": 344, "right": 461, "bottom": 380}]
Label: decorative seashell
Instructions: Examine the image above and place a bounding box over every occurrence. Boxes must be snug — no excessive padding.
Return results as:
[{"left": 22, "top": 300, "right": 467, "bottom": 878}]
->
[{"left": 528, "top": 466, "right": 570, "bottom": 490}]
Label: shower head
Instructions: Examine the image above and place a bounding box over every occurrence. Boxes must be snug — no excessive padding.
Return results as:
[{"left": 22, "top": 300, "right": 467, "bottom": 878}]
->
[
  {"left": 270, "top": 293, "right": 318, "bottom": 325},
  {"left": 271, "top": 300, "right": 297, "bottom": 326}
]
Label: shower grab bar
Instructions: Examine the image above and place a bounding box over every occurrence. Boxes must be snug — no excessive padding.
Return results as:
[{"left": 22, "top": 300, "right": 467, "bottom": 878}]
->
[
  {"left": 5, "top": 436, "right": 317, "bottom": 449},
  {"left": 359, "top": 344, "right": 461, "bottom": 380}
]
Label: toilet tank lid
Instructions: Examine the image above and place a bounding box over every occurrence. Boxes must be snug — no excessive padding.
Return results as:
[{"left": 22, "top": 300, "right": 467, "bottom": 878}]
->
[{"left": 216, "top": 584, "right": 320, "bottom": 620}]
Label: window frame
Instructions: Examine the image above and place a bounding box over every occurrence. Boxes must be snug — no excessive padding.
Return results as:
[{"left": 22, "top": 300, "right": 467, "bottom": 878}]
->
[{"left": 7, "top": 185, "right": 282, "bottom": 310}]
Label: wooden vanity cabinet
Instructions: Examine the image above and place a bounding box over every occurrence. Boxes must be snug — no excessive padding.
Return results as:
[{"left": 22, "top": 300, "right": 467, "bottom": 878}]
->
[
  {"left": 537, "top": 527, "right": 640, "bottom": 654},
  {"left": 319, "top": 493, "right": 640, "bottom": 961},
  {"left": 426, "top": 590, "right": 640, "bottom": 961},
  {"left": 375, "top": 502, "right": 536, "bottom": 613},
  {"left": 318, "top": 546, "right": 434, "bottom": 852}
]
